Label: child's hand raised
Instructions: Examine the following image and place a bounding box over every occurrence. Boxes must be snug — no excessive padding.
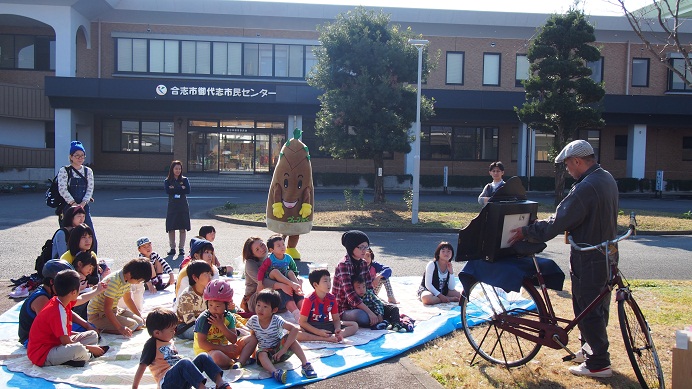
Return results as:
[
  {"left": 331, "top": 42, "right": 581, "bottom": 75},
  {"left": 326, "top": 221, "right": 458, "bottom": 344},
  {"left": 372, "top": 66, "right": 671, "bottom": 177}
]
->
[
  {"left": 95, "top": 280, "right": 108, "bottom": 293},
  {"left": 207, "top": 313, "right": 225, "bottom": 328}
]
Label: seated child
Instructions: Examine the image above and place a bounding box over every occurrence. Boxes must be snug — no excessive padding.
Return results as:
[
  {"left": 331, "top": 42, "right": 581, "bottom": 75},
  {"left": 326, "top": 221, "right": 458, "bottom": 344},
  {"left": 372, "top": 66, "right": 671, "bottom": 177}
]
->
[
  {"left": 87, "top": 258, "right": 151, "bottom": 337},
  {"left": 352, "top": 275, "right": 403, "bottom": 331},
  {"left": 257, "top": 234, "right": 303, "bottom": 320},
  {"left": 175, "top": 238, "right": 219, "bottom": 300},
  {"left": 19, "top": 259, "right": 105, "bottom": 347},
  {"left": 298, "top": 269, "right": 358, "bottom": 343},
  {"left": 198, "top": 225, "right": 230, "bottom": 271},
  {"left": 137, "top": 236, "right": 176, "bottom": 292},
  {"left": 193, "top": 279, "right": 257, "bottom": 369},
  {"left": 364, "top": 248, "right": 399, "bottom": 304},
  {"left": 246, "top": 289, "right": 317, "bottom": 384},
  {"left": 27, "top": 269, "right": 108, "bottom": 367},
  {"left": 132, "top": 307, "right": 231, "bottom": 389},
  {"left": 177, "top": 260, "right": 213, "bottom": 339}
]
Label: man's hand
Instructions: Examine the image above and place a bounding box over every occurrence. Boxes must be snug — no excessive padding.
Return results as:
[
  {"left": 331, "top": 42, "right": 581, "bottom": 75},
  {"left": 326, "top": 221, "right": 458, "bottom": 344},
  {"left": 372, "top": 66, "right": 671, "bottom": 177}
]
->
[{"left": 507, "top": 227, "right": 525, "bottom": 246}]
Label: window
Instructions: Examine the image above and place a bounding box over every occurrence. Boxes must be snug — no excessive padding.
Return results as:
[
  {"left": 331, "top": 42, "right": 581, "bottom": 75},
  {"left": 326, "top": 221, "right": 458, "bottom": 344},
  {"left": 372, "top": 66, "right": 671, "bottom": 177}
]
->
[
  {"left": 483, "top": 53, "right": 501, "bottom": 86},
  {"left": 116, "top": 37, "right": 316, "bottom": 79},
  {"left": 579, "top": 129, "right": 600, "bottom": 161},
  {"left": 446, "top": 52, "right": 464, "bottom": 85},
  {"left": 614, "top": 135, "right": 628, "bottom": 160},
  {"left": 0, "top": 34, "right": 55, "bottom": 71},
  {"left": 149, "top": 40, "right": 179, "bottom": 73},
  {"left": 511, "top": 127, "right": 519, "bottom": 161},
  {"left": 631, "top": 58, "right": 649, "bottom": 87},
  {"left": 420, "top": 126, "right": 498, "bottom": 161},
  {"left": 117, "top": 38, "right": 147, "bottom": 72},
  {"left": 515, "top": 54, "right": 530, "bottom": 87},
  {"left": 181, "top": 41, "right": 210, "bottom": 74},
  {"left": 102, "top": 119, "right": 174, "bottom": 153},
  {"left": 534, "top": 130, "right": 555, "bottom": 162},
  {"left": 587, "top": 57, "right": 604, "bottom": 83},
  {"left": 683, "top": 137, "right": 692, "bottom": 161},
  {"left": 669, "top": 58, "right": 692, "bottom": 91}
]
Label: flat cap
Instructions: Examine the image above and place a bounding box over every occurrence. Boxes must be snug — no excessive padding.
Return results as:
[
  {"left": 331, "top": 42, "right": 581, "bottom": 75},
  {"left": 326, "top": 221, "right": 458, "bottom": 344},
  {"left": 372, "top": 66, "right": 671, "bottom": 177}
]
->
[{"left": 555, "top": 140, "right": 594, "bottom": 163}]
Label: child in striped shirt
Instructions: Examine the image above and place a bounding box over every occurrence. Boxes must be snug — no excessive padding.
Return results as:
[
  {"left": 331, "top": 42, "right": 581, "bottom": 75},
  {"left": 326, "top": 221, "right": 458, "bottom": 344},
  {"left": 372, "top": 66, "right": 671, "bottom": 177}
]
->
[{"left": 137, "top": 237, "right": 175, "bottom": 292}]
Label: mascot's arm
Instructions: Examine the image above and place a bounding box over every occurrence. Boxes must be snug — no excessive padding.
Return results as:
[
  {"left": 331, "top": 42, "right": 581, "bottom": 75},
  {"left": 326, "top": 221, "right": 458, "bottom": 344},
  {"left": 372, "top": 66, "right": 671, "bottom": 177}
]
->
[
  {"left": 272, "top": 202, "right": 284, "bottom": 218},
  {"left": 299, "top": 203, "right": 312, "bottom": 218},
  {"left": 299, "top": 186, "right": 312, "bottom": 218},
  {"left": 271, "top": 182, "right": 284, "bottom": 218}
]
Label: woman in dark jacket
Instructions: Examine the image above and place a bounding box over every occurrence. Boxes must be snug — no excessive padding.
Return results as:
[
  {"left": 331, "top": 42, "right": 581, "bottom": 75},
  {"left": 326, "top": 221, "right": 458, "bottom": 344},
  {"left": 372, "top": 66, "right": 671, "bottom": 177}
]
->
[{"left": 164, "top": 160, "right": 191, "bottom": 256}]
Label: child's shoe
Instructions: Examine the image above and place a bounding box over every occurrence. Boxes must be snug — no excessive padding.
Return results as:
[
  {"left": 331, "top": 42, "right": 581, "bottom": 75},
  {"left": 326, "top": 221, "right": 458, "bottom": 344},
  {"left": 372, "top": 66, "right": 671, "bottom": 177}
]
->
[
  {"left": 61, "top": 359, "right": 86, "bottom": 367},
  {"left": 301, "top": 362, "right": 317, "bottom": 379},
  {"left": 273, "top": 369, "right": 287, "bottom": 384},
  {"left": 370, "top": 320, "right": 388, "bottom": 330},
  {"left": 231, "top": 357, "right": 255, "bottom": 369}
]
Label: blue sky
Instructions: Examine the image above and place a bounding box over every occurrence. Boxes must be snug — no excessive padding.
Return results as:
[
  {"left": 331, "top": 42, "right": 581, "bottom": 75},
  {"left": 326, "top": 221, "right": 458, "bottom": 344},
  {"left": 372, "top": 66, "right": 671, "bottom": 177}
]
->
[{"left": 242, "top": 0, "right": 653, "bottom": 16}]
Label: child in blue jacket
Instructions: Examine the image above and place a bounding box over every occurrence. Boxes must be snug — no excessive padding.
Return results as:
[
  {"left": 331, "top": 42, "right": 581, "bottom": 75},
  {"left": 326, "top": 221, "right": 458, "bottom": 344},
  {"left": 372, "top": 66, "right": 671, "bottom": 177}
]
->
[{"left": 364, "top": 248, "right": 398, "bottom": 304}]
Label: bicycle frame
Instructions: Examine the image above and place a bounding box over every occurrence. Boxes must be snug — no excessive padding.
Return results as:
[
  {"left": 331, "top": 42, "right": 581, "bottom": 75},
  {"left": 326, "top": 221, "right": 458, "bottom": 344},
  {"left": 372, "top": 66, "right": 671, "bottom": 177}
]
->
[{"left": 491, "top": 225, "right": 635, "bottom": 352}]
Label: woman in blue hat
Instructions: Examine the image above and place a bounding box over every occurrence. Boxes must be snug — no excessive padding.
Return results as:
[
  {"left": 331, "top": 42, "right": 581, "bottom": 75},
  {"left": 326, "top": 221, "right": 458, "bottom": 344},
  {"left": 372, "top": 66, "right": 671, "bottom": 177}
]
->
[{"left": 57, "top": 141, "right": 97, "bottom": 253}]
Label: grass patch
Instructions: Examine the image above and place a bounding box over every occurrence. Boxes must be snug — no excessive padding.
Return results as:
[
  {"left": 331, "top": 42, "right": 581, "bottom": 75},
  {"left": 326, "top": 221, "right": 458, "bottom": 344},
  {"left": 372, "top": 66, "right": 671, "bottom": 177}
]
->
[
  {"left": 409, "top": 279, "right": 691, "bottom": 388},
  {"left": 214, "top": 199, "right": 692, "bottom": 231}
]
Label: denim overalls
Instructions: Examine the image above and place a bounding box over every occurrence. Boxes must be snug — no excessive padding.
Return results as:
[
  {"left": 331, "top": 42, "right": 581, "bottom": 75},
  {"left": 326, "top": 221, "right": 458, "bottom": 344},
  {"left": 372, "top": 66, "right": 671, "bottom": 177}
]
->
[{"left": 69, "top": 168, "right": 97, "bottom": 253}]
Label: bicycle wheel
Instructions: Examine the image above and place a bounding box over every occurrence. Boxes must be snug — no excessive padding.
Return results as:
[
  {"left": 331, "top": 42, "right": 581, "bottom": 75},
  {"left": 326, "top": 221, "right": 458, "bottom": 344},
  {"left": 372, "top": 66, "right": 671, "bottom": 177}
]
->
[
  {"left": 618, "top": 295, "right": 665, "bottom": 389},
  {"left": 461, "top": 279, "right": 546, "bottom": 367}
]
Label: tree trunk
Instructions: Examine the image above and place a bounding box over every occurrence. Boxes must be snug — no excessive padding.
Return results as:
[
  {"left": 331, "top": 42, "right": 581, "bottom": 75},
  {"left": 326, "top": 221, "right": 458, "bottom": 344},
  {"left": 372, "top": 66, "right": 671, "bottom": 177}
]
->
[
  {"left": 373, "top": 153, "right": 385, "bottom": 203},
  {"left": 554, "top": 163, "right": 567, "bottom": 206}
]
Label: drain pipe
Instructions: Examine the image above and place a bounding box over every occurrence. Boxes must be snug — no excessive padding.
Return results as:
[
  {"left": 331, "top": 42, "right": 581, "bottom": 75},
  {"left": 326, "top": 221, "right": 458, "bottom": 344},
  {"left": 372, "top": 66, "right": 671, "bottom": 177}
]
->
[
  {"left": 625, "top": 40, "right": 630, "bottom": 95},
  {"left": 98, "top": 19, "right": 101, "bottom": 78}
]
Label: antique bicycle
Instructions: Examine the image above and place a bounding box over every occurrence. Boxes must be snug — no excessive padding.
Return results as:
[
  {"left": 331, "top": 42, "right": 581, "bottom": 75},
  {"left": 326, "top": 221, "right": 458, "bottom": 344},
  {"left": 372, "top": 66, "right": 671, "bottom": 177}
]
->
[{"left": 459, "top": 214, "right": 665, "bottom": 389}]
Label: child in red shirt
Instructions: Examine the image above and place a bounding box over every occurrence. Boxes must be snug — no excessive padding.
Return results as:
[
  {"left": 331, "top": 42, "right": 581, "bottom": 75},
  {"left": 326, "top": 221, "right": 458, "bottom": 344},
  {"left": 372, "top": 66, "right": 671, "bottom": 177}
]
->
[
  {"left": 27, "top": 269, "right": 107, "bottom": 367},
  {"left": 298, "top": 269, "right": 358, "bottom": 342}
]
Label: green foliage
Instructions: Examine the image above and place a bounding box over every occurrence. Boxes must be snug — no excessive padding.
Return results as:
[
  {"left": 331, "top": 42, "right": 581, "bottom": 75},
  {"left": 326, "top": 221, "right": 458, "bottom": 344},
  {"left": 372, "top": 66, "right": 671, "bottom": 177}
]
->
[
  {"left": 344, "top": 189, "right": 353, "bottom": 210},
  {"left": 683, "top": 210, "right": 692, "bottom": 220},
  {"left": 308, "top": 7, "right": 436, "bottom": 201},
  {"left": 403, "top": 188, "right": 413, "bottom": 212},
  {"left": 223, "top": 202, "right": 237, "bottom": 210},
  {"left": 358, "top": 189, "right": 365, "bottom": 209},
  {"left": 315, "top": 172, "right": 362, "bottom": 187},
  {"left": 515, "top": 8, "right": 605, "bottom": 202}
]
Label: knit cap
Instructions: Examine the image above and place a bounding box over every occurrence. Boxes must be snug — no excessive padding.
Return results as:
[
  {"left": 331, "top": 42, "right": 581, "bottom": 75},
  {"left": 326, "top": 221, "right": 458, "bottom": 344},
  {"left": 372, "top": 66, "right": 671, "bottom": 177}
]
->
[
  {"left": 70, "top": 141, "right": 86, "bottom": 155},
  {"left": 341, "top": 230, "right": 369, "bottom": 255},
  {"left": 190, "top": 238, "right": 213, "bottom": 258}
]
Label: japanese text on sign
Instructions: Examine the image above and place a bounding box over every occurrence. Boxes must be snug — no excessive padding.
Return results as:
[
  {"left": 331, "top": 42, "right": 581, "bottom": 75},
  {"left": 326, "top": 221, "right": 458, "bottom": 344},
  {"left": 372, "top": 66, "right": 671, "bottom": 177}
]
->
[{"left": 155, "top": 84, "right": 276, "bottom": 98}]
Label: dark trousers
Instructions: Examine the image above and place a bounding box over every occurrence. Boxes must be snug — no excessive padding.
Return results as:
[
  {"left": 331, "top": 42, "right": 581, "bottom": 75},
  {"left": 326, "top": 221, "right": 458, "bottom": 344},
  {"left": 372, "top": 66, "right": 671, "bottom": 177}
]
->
[
  {"left": 571, "top": 251, "right": 611, "bottom": 370},
  {"left": 161, "top": 353, "right": 222, "bottom": 389}
]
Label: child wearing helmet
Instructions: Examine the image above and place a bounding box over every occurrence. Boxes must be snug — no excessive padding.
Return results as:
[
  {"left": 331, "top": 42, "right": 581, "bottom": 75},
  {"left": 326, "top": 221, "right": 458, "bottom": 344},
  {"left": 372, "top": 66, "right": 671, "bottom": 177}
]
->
[
  {"left": 18, "top": 259, "right": 107, "bottom": 347},
  {"left": 193, "top": 279, "right": 257, "bottom": 370}
]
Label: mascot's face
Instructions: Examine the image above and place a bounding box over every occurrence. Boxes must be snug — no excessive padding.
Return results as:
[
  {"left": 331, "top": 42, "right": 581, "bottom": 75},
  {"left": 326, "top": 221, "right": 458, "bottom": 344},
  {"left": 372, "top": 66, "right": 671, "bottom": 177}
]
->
[{"left": 277, "top": 144, "right": 309, "bottom": 210}]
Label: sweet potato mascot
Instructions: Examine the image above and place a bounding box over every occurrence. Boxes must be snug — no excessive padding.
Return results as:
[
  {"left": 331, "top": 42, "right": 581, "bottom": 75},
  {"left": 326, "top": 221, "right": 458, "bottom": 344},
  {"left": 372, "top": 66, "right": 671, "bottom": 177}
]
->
[{"left": 266, "top": 128, "right": 314, "bottom": 260}]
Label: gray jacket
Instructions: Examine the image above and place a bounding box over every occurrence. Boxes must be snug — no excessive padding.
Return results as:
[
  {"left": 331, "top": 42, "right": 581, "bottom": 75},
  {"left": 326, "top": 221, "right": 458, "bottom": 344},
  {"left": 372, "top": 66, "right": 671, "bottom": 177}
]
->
[{"left": 522, "top": 164, "right": 619, "bottom": 251}]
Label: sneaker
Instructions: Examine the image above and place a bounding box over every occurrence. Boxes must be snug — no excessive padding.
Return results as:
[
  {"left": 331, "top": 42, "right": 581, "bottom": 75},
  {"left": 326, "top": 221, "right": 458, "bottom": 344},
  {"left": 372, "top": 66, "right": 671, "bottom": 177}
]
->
[
  {"left": 572, "top": 350, "right": 586, "bottom": 364},
  {"left": 232, "top": 361, "right": 242, "bottom": 370},
  {"left": 167, "top": 249, "right": 176, "bottom": 256},
  {"left": 179, "top": 248, "right": 185, "bottom": 256},
  {"left": 61, "top": 360, "right": 86, "bottom": 367},
  {"left": 272, "top": 369, "right": 287, "bottom": 384},
  {"left": 569, "top": 363, "right": 613, "bottom": 378},
  {"left": 9, "top": 285, "right": 29, "bottom": 299},
  {"left": 371, "top": 321, "right": 388, "bottom": 330},
  {"left": 301, "top": 362, "right": 317, "bottom": 379}
]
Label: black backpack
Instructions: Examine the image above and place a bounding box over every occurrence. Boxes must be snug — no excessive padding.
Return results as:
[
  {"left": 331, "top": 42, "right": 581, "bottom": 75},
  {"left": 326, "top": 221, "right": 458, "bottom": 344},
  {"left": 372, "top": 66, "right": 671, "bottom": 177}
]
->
[
  {"left": 45, "top": 165, "right": 72, "bottom": 208},
  {"left": 34, "top": 228, "right": 68, "bottom": 275}
]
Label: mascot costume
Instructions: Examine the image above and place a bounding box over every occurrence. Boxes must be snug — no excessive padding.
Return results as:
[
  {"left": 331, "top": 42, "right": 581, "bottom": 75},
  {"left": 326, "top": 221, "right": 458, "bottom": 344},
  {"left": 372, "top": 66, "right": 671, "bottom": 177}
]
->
[{"left": 266, "top": 128, "right": 314, "bottom": 260}]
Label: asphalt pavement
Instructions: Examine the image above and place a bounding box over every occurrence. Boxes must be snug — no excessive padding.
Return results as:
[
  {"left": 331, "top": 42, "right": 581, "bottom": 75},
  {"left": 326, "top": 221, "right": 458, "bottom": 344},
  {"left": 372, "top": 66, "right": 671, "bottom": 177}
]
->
[{"left": 0, "top": 189, "right": 691, "bottom": 388}]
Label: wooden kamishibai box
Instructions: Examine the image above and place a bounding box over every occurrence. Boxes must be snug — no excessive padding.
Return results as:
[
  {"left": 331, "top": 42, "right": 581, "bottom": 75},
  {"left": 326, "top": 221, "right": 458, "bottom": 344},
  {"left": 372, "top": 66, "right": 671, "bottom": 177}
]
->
[
  {"left": 456, "top": 177, "right": 538, "bottom": 263},
  {"left": 673, "top": 331, "right": 692, "bottom": 389}
]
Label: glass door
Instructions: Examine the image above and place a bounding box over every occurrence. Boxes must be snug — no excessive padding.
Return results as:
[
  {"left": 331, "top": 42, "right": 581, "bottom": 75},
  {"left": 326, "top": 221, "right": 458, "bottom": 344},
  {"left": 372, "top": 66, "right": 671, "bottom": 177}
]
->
[
  {"left": 255, "top": 134, "right": 270, "bottom": 173},
  {"left": 187, "top": 131, "right": 219, "bottom": 172},
  {"left": 270, "top": 133, "right": 286, "bottom": 172},
  {"left": 220, "top": 133, "right": 254, "bottom": 172}
]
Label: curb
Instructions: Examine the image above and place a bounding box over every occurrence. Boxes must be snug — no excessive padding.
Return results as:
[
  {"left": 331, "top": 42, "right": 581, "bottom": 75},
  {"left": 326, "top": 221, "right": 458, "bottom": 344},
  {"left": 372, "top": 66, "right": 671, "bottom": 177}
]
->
[{"left": 209, "top": 213, "right": 692, "bottom": 236}]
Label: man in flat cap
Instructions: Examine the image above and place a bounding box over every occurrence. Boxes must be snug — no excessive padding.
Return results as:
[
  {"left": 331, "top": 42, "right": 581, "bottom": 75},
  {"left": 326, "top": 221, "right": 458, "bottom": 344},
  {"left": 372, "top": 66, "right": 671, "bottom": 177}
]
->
[{"left": 508, "top": 139, "right": 618, "bottom": 378}]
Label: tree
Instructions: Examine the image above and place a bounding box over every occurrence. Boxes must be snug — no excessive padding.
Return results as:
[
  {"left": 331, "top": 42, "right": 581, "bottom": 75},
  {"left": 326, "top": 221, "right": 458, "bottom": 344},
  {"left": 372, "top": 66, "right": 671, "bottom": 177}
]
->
[
  {"left": 516, "top": 8, "right": 606, "bottom": 205},
  {"left": 614, "top": 0, "right": 692, "bottom": 89},
  {"left": 307, "top": 7, "right": 435, "bottom": 203}
]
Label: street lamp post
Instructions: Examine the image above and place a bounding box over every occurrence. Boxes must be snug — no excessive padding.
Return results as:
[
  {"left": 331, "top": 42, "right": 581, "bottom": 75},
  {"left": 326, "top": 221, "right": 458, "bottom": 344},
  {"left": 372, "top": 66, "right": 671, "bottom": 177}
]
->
[{"left": 408, "top": 39, "right": 428, "bottom": 224}]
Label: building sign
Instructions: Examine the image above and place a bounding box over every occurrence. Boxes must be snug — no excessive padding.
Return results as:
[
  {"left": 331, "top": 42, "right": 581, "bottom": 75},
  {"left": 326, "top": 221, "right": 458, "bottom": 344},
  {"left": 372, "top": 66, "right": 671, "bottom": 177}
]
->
[{"left": 155, "top": 84, "right": 277, "bottom": 98}]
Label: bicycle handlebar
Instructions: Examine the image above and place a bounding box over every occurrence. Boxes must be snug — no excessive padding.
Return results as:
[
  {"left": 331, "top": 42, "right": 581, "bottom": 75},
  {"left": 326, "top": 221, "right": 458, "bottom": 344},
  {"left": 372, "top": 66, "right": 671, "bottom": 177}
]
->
[{"left": 567, "top": 212, "right": 637, "bottom": 252}]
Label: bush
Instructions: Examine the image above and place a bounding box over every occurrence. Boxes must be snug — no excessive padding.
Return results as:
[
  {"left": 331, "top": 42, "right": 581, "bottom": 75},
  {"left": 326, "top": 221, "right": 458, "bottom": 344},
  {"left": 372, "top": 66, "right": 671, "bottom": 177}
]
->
[{"left": 314, "top": 173, "right": 362, "bottom": 187}]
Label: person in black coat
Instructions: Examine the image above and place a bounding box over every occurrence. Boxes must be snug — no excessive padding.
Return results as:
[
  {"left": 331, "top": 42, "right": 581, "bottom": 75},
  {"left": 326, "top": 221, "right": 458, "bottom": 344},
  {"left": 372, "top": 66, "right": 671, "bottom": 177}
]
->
[{"left": 164, "top": 160, "right": 191, "bottom": 256}]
